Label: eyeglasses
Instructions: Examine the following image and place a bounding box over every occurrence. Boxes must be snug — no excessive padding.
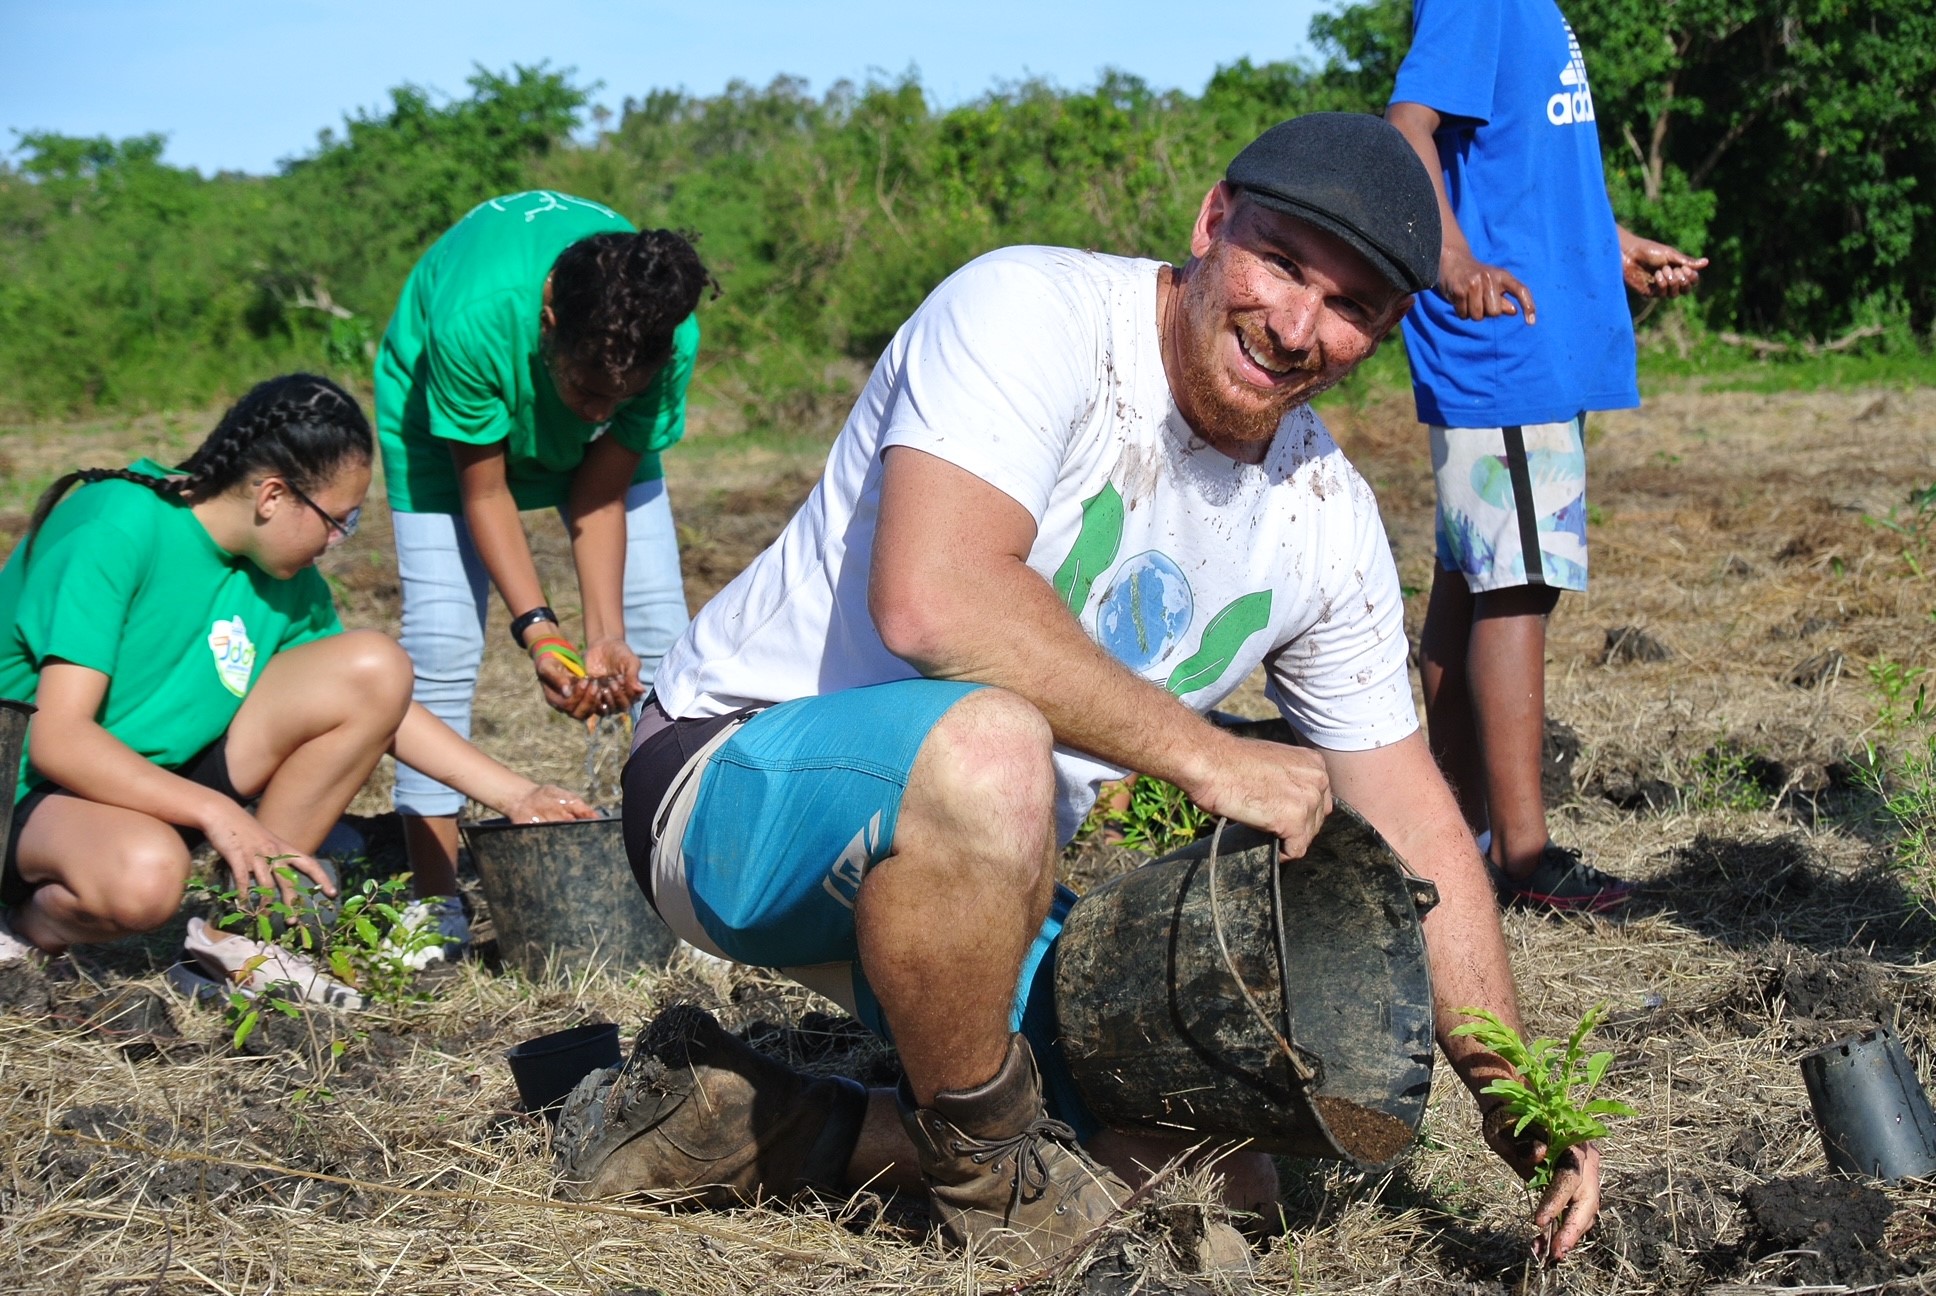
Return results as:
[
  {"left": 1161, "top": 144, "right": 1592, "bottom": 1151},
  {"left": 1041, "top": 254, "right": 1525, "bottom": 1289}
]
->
[{"left": 285, "top": 481, "right": 361, "bottom": 545}]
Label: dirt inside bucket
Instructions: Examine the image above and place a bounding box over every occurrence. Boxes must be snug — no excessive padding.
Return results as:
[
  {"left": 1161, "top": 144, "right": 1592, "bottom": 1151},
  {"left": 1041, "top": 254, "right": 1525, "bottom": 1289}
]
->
[{"left": 1313, "top": 1094, "right": 1417, "bottom": 1165}]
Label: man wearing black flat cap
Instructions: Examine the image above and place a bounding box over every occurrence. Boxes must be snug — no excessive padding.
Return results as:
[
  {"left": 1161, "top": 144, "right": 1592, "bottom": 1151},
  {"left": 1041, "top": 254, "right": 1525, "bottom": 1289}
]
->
[{"left": 559, "top": 112, "right": 1604, "bottom": 1268}]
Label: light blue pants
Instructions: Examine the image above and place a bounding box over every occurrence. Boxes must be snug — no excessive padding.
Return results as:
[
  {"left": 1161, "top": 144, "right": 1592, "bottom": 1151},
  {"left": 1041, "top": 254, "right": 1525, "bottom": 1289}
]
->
[{"left": 391, "top": 479, "right": 690, "bottom": 817}]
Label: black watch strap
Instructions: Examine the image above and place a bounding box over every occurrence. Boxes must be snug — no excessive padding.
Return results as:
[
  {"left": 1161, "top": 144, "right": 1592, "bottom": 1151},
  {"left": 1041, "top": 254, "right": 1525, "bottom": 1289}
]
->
[{"left": 509, "top": 605, "right": 561, "bottom": 647}]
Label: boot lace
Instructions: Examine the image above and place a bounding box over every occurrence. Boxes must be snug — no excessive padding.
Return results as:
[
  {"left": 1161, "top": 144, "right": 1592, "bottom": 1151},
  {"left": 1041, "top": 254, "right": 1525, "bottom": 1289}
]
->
[{"left": 956, "top": 1115, "right": 1082, "bottom": 1205}]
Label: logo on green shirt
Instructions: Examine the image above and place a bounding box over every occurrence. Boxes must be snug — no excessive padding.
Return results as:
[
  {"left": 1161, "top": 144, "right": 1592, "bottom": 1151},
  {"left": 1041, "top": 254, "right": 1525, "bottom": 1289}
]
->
[{"left": 207, "top": 616, "right": 257, "bottom": 697}]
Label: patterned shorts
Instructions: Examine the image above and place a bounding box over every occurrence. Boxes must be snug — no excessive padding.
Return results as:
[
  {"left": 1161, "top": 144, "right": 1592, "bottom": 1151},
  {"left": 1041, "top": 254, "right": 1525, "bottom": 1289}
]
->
[{"left": 1431, "top": 416, "right": 1589, "bottom": 592}]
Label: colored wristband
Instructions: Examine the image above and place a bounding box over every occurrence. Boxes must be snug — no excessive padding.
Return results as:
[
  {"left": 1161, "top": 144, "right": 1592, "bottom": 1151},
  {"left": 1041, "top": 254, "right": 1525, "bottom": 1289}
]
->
[
  {"left": 531, "top": 641, "right": 588, "bottom": 678},
  {"left": 509, "top": 605, "right": 561, "bottom": 647}
]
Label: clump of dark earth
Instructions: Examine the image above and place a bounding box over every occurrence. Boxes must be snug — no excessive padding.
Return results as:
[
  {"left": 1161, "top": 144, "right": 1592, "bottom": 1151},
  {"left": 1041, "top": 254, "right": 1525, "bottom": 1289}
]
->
[
  {"left": 73, "top": 985, "right": 179, "bottom": 1060},
  {"left": 1542, "top": 718, "right": 1581, "bottom": 806},
  {"left": 1589, "top": 764, "right": 1680, "bottom": 813},
  {"left": 1597, "top": 1167, "right": 1723, "bottom": 1289},
  {"left": 0, "top": 961, "right": 52, "bottom": 1016},
  {"left": 1603, "top": 625, "right": 1672, "bottom": 665},
  {"left": 1784, "top": 649, "right": 1846, "bottom": 689},
  {"left": 1765, "top": 948, "right": 1897, "bottom": 1024},
  {"left": 1745, "top": 1175, "right": 1900, "bottom": 1286}
]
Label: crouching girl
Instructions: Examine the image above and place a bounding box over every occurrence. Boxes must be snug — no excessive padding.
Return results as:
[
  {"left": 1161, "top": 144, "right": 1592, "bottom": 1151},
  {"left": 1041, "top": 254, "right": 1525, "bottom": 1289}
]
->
[{"left": 0, "top": 373, "right": 594, "bottom": 999}]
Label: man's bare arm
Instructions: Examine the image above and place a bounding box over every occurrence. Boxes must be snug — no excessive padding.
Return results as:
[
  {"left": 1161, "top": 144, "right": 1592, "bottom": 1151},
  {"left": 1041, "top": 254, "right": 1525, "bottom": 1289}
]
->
[
  {"left": 1324, "top": 732, "right": 1603, "bottom": 1261},
  {"left": 870, "top": 445, "right": 1332, "bottom": 853}
]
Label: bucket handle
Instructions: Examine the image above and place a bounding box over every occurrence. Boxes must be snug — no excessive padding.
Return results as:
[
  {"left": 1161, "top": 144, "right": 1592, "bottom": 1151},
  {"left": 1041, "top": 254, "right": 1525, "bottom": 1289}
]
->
[{"left": 1204, "top": 818, "right": 1322, "bottom": 1088}]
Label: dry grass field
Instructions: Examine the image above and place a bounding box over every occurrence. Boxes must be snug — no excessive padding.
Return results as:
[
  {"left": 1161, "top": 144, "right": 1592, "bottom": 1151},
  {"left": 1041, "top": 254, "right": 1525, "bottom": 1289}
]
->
[{"left": 1, "top": 380, "right": 1934, "bottom": 1295}]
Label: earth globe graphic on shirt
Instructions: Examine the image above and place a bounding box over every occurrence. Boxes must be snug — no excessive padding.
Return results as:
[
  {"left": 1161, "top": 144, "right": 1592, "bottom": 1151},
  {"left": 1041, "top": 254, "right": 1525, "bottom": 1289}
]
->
[{"left": 1095, "top": 551, "right": 1194, "bottom": 673}]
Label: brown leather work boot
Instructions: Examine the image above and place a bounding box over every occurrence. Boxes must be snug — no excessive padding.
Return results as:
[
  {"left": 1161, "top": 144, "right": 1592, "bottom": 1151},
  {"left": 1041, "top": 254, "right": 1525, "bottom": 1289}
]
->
[
  {"left": 899, "top": 1034, "right": 1133, "bottom": 1266},
  {"left": 554, "top": 1003, "right": 868, "bottom": 1206}
]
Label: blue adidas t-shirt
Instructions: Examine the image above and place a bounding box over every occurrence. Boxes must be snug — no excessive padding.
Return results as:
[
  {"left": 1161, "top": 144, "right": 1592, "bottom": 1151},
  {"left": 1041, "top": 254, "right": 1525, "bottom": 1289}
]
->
[{"left": 1392, "top": 0, "right": 1639, "bottom": 428}]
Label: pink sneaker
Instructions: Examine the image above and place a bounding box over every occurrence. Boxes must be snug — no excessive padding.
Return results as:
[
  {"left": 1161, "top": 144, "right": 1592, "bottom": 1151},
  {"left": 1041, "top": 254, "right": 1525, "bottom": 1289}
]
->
[{"left": 184, "top": 917, "right": 364, "bottom": 1010}]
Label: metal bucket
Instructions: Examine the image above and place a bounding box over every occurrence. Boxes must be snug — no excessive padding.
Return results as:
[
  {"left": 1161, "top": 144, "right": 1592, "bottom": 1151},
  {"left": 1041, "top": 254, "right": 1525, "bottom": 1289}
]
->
[
  {"left": 0, "top": 699, "right": 35, "bottom": 866},
  {"left": 461, "top": 816, "right": 680, "bottom": 979},
  {"left": 1053, "top": 807, "right": 1438, "bottom": 1166}
]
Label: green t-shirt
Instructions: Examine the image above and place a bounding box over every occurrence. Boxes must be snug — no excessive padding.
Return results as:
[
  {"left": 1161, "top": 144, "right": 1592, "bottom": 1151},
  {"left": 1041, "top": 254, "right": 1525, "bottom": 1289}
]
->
[
  {"left": 0, "top": 462, "right": 342, "bottom": 801},
  {"left": 374, "top": 190, "right": 701, "bottom": 514}
]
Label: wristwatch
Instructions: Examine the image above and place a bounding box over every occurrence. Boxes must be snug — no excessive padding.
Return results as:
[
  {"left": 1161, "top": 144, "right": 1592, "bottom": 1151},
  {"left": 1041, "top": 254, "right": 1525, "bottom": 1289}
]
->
[{"left": 509, "top": 605, "right": 561, "bottom": 647}]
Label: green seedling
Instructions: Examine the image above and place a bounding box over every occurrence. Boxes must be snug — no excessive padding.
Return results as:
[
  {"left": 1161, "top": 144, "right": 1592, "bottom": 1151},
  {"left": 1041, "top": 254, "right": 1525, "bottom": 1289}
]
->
[
  {"left": 201, "top": 862, "right": 442, "bottom": 1013},
  {"left": 1451, "top": 1004, "right": 1636, "bottom": 1193},
  {"left": 1083, "top": 775, "right": 1212, "bottom": 854}
]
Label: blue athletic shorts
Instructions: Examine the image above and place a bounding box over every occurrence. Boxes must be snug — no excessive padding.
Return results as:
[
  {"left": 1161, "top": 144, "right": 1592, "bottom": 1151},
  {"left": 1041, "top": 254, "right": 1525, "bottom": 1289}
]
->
[{"left": 629, "top": 678, "right": 1094, "bottom": 1137}]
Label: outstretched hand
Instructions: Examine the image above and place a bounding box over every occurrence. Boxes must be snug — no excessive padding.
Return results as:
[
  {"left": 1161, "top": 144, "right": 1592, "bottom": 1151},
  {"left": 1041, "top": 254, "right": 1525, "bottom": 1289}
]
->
[
  {"left": 1619, "top": 232, "right": 1707, "bottom": 298},
  {"left": 581, "top": 638, "right": 647, "bottom": 717},
  {"left": 504, "top": 783, "right": 600, "bottom": 824},
  {"left": 1437, "top": 245, "right": 1538, "bottom": 324},
  {"left": 1482, "top": 1105, "right": 1604, "bottom": 1264}
]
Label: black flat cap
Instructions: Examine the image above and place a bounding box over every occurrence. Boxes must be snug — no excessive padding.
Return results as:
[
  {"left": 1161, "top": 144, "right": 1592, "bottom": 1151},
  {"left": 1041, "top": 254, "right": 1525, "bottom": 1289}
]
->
[{"left": 1225, "top": 113, "right": 1441, "bottom": 294}]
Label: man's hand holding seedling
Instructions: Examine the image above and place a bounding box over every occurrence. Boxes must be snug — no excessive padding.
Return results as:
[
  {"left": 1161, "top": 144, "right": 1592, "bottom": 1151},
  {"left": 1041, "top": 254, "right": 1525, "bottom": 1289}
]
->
[{"left": 1455, "top": 1005, "right": 1636, "bottom": 1264}]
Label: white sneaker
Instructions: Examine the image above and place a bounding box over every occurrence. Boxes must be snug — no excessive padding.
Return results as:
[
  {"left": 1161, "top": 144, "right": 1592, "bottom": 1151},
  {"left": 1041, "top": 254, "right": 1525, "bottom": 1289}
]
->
[
  {"left": 0, "top": 908, "right": 36, "bottom": 966},
  {"left": 184, "top": 916, "right": 364, "bottom": 1010},
  {"left": 382, "top": 896, "right": 470, "bottom": 971}
]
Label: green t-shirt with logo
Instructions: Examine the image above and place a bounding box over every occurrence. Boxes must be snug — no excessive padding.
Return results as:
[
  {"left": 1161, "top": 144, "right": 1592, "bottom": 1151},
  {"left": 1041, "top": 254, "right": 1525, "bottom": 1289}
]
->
[
  {"left": 0, "top": 462, "right": 342, "bottom": 801},
  {"left": 374, "top": 190, "right": 701, "bottom": 514}
]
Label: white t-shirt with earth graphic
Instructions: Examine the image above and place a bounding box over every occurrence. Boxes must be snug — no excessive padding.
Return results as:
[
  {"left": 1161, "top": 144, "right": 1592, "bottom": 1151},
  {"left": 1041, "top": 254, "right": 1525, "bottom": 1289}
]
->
[{"left": 654, "top": 246, "right": 1418, "bottom": 842}]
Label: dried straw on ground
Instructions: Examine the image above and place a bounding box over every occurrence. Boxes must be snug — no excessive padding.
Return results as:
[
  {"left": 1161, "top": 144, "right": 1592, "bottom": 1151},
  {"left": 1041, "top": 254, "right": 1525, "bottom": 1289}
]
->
[{"left": 3, "top": 386, "right": 1936, "bottom": 1294}]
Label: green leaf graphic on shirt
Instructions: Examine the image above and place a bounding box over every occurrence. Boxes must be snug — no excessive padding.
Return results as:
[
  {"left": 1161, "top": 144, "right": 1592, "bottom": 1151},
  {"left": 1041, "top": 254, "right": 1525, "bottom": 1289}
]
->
[
  {"left": 1051, "top": 483, "right": 1124, "bottom": 615},
  {"left": 1164, "top": 590, "right": 1273, "bottom": 696}
]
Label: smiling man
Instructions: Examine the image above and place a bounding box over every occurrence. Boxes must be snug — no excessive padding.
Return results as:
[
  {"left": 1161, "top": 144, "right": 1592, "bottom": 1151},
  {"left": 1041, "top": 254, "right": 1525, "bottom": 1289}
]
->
[{"left": 566, "top": 114, "right": 1604, "bottom": 1267}]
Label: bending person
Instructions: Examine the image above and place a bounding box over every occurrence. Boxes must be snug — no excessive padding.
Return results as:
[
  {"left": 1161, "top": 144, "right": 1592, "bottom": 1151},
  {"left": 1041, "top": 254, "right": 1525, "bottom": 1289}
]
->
[
  {"left": 0, "top": 374, "right": 596, "bottom": 993},
  {"left": 375, "top": 190, "right": 711, "bottom": 945},
  {"left": 570, "top": 115, "right": 1604, "bottom": 1268}
]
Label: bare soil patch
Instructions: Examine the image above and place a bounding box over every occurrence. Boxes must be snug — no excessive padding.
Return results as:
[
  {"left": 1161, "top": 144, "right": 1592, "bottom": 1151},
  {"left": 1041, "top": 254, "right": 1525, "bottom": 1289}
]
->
[{"left": 3, "top": 385, "right": 1936, "bottom": 1293}]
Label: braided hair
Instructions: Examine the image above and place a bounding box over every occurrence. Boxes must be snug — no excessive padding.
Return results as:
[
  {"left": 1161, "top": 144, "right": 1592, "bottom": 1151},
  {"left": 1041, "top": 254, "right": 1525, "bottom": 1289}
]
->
[
  {"left": 546, "top": 229, "right": 716, "bottom": 387},
  {"left": 25, "top": 373, "right": 372, "bottom": 556}
]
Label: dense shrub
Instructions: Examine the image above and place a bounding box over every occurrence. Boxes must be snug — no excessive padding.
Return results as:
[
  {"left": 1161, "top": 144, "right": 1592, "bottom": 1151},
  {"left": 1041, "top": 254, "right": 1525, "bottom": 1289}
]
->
[{"left": 1, "top": 0, "right": 1930, "bottom": 420}]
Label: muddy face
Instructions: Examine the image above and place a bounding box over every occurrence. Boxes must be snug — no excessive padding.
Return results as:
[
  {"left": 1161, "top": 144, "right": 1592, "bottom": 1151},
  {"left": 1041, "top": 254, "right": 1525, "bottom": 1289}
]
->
[{"left": 1163, "top": 186, "right": 1407, "bottom": 463}]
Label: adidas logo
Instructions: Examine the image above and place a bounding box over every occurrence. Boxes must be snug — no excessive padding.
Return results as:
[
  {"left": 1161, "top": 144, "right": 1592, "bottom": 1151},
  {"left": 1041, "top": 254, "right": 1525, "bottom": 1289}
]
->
[{"left": 1546, "top": 22, "right": 1597, "bottom": 126}]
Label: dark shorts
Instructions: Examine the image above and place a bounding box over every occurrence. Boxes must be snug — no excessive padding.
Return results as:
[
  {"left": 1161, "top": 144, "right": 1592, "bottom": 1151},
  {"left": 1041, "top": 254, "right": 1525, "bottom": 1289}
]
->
[{"left": 0, "top": 738, "right": 243, "bottom": 909}]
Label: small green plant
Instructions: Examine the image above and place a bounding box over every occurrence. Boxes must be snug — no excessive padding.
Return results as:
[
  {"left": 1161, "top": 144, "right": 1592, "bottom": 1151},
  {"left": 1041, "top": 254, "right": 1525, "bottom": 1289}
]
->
[
  {"left": 1861, "top": 483, "right": 1936, "bottom": 580},
  {"left": 1685, "top": 742, "right": 1774, "bottom": 813},
  {"left": 1856, "top": 658, "right": 1936, "bottom": 876},
  {"left": 1451, "top": 1004, "right": 1636, "bottom": 1194},
  {"left": 202, "top": 863, "right": 441, "bottom": 1015},
  {"left": 1082, "top": 775, "right": 1212, "bottom": 854}
]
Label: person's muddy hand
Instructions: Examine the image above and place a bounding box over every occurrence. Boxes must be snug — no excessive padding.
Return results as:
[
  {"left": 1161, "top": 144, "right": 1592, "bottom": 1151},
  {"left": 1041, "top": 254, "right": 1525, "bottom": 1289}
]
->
[
  {"left": 533, "top": 648, "right": 593, "bottom": 717},
  {"left": 202, "top": 803, "right": 336, "bottom": 909},
  {"left": 1482, "top": 1105, "right": 1603, "bottom": 1264},
  {"left": 504, "top": 783, "right": 599, "bottom": 824},
  {"left": 581, "top": 638, "right": 645, "bottom": 716},
  {"left": 1619, "top": 229, "right": 1706, "bottom": 299},
  {"left": 1437, "top": 244, "right": 1537, "bottom": 324},
  {"left": 1185, "top": 733, "right": 1333, "bottom": 857}
]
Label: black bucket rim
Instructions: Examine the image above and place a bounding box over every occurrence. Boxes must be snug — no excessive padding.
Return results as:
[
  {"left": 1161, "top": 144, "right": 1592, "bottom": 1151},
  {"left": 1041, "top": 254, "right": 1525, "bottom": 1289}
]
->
[
  {"left": 460, "top": 813, "right": 619, "bottom": 839},
  {"left": 504, "top": 1020, "right": 622, "bottom": 1063}
]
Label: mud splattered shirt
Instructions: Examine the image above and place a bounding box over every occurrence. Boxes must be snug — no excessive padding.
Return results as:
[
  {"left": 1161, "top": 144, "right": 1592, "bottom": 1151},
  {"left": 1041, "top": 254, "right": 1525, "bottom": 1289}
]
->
[{"left": 655, "top": 247, "right": 1415, "bottom": 842}]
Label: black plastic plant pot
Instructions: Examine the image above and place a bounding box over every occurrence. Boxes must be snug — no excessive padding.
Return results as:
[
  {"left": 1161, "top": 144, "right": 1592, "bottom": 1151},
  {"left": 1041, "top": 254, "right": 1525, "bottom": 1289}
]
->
[
  {"left": 506, "top": 1022, "right": 622, "bottom": 1117},
  {"left": 1801, "top": 1024, "right": 1936, "bottom": 1181}
]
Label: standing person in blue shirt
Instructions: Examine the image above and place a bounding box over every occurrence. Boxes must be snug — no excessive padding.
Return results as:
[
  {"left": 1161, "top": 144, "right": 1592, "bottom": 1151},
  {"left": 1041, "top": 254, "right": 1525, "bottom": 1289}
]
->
[{"left": 1386, "top": 0, "right": 1706, "bottom": 909}]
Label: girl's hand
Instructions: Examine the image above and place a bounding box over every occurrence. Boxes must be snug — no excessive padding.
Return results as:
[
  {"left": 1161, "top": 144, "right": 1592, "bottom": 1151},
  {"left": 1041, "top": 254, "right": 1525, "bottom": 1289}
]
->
[
  {"left": 582, "top": 638, "right": 646, "bottom": 716},
  {"left": 201, "top": 803, "right": 336, "bottom": 908},
  {"left": 533, "top": 649, "right": 593, "bottom": 717},
  {"left": 505, "top": 783, "right": 601, "bottom": 823}
]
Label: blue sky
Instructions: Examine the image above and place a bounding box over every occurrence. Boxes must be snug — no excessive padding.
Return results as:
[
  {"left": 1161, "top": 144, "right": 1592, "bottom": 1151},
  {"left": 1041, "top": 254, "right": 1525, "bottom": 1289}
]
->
[{"left": 2, "top": 1, "right": 1330, "bottom": 176}]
